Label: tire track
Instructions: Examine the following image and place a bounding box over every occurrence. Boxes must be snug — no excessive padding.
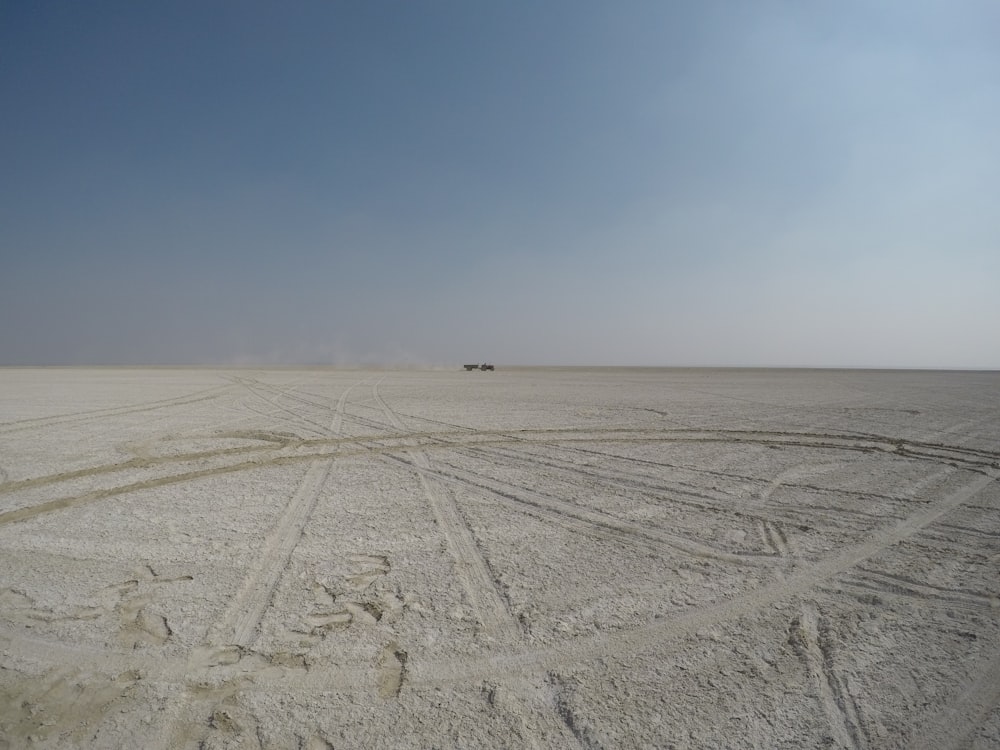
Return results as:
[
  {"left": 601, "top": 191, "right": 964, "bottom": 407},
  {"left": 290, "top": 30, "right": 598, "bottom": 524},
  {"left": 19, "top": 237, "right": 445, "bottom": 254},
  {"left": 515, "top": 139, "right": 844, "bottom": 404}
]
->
[
  {"left": 242, "top": 375, "right": 372, "bottom": 436},
  {"left": 0, "top": 384, "right": 233, "bottom": 434},
  {"left": 450, "top": 442, "right": 774, "bottom": 526},
  {"left": 409, "top": 459, "right": 778, "bottom": 566},
  {"left": 0, "top": 458, "right": 274, "bottom": 528},
  {"left": 330, "top": 376, "right": 375, "bottom": 435},
  {"left": 0, "top": 426, "right": 466, "bottom": 504},
  {"left": 0, "top": 436, "right": 507, "bottom": 528},
  {"left": 481, "top": 678, "right": 583, "bottom": 749},
  {"left": 790, "top": 603, "right": 867, "bottom": 749},
  {"left": 439, "top": 442, "right": 827, "bottom": 557},
  {"left": 836, "top": 568, "right": 1000, "bottom": 612},
  {"left": 372, "top": 377, "right": 520, "bottom": 642},
  {"left": 406, "top": 470, "right": 997, "bottom": 685},
  {"left": 7, "top": 374, "right": 997, "bottom": 745},
  {"left": 209, "top": 458, "right": 334, "bottom": 648},
  {"left": 230, "top": 376, "right": 333, "bottom": 438},
  {"left": 455, "top": 433, "right": 990, "bottom": 533},
  {"left": 759, "top": 520, "right": 791, "bottom": 557},
  {"left": 756, "top": 462, "right": 843, "bottom": 508},
  {"left": 365, "top": 387, "right": 581, "bottom": 740},
  {"left": 151, "top": 375, "right": 373, "bottom": 750},
  {"left": 5, "top": 424, "right": 988, "bottom": 499},
  {"left": 450, "top": 440, "right": 942, "bottom": 552},
  {"left": 910, "top": 650, "right": 1000, "bottom": 750},
  {"left": 1, "top": 426, "right": 976, "bottom": 531},
  {"left": 236, "top": 374, "right": 387, "bottom": 441},
  {"left": 208, "top": 375, "right": 367, "bottom": 648},
  {"left": 2, "top": 469, "right": 995, "bottom": 696},
  {"left": 391, "top": 418, "right": 1000, "bottom": 471},
  {"left": 0, "top": 441, "right": 285, "bottom": 497}
]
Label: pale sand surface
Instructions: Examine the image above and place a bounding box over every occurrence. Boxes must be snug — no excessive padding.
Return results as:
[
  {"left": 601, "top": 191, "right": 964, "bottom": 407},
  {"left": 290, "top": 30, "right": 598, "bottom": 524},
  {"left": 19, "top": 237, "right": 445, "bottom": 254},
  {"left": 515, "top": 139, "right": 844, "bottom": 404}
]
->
[{"left": 0, "top": 367, "right": 998, "bottom": 749}]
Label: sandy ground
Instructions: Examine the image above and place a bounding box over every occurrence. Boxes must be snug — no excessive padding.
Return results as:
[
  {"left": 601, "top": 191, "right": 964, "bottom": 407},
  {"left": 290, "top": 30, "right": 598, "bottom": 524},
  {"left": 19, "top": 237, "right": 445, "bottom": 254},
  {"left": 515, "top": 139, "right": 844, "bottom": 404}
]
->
[{"left": 0, "top": 367, "right": 998, "bottom": 749}]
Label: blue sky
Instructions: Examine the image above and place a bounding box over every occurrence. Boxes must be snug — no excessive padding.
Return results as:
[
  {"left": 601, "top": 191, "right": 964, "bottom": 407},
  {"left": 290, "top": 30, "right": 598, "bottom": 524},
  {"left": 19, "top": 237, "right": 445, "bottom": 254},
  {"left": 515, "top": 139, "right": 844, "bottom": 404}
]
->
[{"left": 2, "top": 1, "right": 998, "bottom": 367}]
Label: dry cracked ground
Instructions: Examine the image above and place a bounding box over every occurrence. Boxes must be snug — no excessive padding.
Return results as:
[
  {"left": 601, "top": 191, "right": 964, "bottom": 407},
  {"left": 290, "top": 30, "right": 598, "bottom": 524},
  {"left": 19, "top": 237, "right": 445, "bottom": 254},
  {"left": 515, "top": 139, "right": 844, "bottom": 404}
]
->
[{"left": 0, "top": 367, "right": 998, "bottom": 749}]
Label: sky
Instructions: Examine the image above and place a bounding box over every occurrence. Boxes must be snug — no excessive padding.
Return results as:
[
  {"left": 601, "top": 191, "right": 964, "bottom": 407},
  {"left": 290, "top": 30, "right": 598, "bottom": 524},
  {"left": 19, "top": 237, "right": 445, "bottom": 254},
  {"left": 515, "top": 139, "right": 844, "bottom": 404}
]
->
[{"left": 1, "top": 1, "right": 998, "bottom": 368}]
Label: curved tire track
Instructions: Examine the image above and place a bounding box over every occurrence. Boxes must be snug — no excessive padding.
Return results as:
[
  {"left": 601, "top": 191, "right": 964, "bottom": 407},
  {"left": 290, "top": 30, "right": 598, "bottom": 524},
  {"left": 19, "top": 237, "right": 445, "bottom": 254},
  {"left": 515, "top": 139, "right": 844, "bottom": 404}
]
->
[
  {"left": 2, "top": 426, "right": 987, "bottom": 533},
  {"left": 8, "top": 372, "right": 997, "bottom": 746},
  {"left": 0, "top": 472, "right": 993, "bottom": 696},
  {"left": 408, "top": 470, "right": 997, "bottom": 685}
]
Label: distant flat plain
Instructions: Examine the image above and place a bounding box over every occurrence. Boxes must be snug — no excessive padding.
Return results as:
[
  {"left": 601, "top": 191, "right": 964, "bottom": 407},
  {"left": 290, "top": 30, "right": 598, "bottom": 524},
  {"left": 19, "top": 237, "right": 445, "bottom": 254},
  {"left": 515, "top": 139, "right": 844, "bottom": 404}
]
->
[{"left": 1, "top": 367, "right": 998, "bottom": 749}]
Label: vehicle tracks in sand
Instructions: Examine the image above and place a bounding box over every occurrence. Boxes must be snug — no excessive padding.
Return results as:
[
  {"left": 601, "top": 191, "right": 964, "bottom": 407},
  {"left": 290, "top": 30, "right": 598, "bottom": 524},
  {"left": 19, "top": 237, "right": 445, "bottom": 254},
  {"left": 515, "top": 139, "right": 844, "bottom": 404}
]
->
[
  {"left": 910, "top": 649, "right": 1000, "bottom": 750},
  {"left": 2, "top": 371, "right": 997, "bottom": 746},
  {"left": 228, "top": 376, "right": 334, "bottom": 439},
  {"left": 151, "top": 376, "right": 372, "bottom": 749},
  {"left": 214, "top": 435, "right": 996, "bottom": 698},
  {"left": 208, "top": 459, "right": 334, "bottom": 649},
  {"left": 4, "top": 413, "right": 995, "bottom": 633},
  {"left": 442, "top": 440, "right": 956, "bottom": 565},
  {"left": 118, "top": 469, "right": 995, "bottom": 699},
  {"left": 231, "top": 374, "right": 387, "bottom": 441},
  {"left": 831, "top": 566, "right": 1000, "bottom": 614},
  {"left": 431, "top": 441, "right": 819, "bottom": 563},
  {"left": 404, "top": 457, "right": 777, "bottom": 566},
  {"left": 0, "top": 467, "right": 995, "bottom": 744},
  {"left": 758, "top": 519, "right": 792, "bottom": 557},
  {"left": 380, "top": 416, "right": 1000, "bottom": 474},
  {"left": 446, "top": 441, "right": 797, "bottom": 538},
  {"left": 369, "top": 378, "right": 575, "bottom": 743},
  {"left": 0, "top": 384, "right": 234, "bottom": 435},
  {"left": 2, "top": 426, "right": 990, "bottom": 535},
  {"left": 790, "top": 602, "right": 868, "bottom": 750},
  {"left": 203, "top": 378, "right": 367, "bottom": 648},
  {"left": 403, "top": 469, "right": 998, "bottom": 687},
  {"left": 372, "top": 377, "right": 520, "bottom": 643},
  {"left": 219, "top": 379, "right": 574, "bottom": 742}
]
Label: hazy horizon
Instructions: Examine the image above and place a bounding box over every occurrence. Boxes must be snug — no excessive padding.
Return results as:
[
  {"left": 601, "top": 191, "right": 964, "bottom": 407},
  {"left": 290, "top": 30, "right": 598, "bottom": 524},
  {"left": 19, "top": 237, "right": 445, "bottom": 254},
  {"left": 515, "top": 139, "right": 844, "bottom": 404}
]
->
[
  {"left": 1, "top": 364, "right": 997, "bottom": 375},
  {"left": 2, "top": 3, "right": 998, "bottom": 369}
]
